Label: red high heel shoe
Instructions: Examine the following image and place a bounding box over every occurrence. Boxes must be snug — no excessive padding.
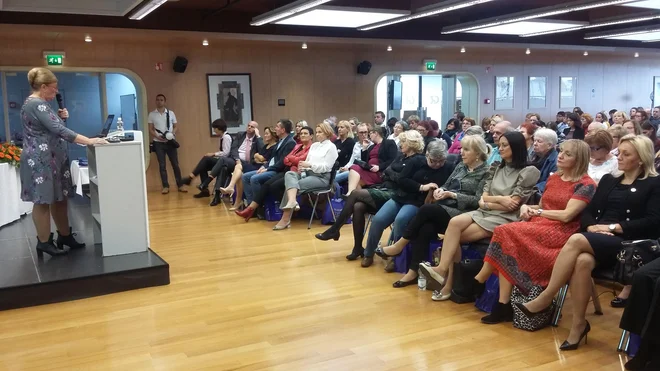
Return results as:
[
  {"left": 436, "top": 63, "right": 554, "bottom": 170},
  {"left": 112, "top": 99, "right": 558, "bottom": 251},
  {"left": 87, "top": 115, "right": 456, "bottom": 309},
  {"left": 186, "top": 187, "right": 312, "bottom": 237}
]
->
[{"left": 235, "top": 207, "right": 255, "bottom": 222}]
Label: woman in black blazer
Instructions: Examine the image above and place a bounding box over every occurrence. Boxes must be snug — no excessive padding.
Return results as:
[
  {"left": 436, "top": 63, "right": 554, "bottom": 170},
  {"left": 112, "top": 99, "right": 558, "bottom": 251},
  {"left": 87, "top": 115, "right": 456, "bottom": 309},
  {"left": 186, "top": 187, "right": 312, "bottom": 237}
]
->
[
  {"left": 344, "top": 126, "right": 398, "bottom": 195},
  {"left": 519, "top": 135, "right": 660, "bottom": 351},
  {"left": 563, "top": 112, "right": 585, "bottom": 140},
  {"left": 334, "top": 120, "right": 356, "bottom": 168}
]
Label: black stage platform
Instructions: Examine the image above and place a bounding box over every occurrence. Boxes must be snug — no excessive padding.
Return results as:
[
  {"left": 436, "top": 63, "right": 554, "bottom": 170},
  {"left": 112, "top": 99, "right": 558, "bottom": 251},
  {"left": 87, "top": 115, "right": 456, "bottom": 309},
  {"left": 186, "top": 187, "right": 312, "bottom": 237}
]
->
[{"left": 0, "top": 196, "right": 169, "bottom": 311}]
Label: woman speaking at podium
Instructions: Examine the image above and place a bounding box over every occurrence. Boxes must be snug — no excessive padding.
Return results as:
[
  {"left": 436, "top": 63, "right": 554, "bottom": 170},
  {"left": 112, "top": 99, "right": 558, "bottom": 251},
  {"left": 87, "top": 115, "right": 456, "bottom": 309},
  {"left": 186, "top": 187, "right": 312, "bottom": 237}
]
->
[{"left": 20, "top": 67, "right": 108, "bottom": 257}]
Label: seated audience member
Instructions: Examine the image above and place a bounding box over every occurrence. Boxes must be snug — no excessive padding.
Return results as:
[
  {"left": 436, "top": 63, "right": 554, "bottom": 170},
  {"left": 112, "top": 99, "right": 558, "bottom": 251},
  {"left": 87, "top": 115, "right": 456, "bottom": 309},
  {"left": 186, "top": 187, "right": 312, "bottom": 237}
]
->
[
  {"left": 519, "top": 135, "right": 660, "bottom": 351},
  {"left": 487, "top": 121, "right": 514, "bottom": 165},
  {"left": 324, "top": 116, "right": 338, "bottom": 139},
  {"left": 608, "top": 124, "right": 627, "bottom": 157},
  {"left": 619, "top": 257, "right": 660, "bottom": 370},
  {"left": 416, "top": 121, "right": 438, "bottom": 152},
  {"left": 336, "top": 123, "right": 370, "bottom": 186},
  {"left": 428, "top": 119, "right": 441, "bottom": 138},
  {"left": 528, "top": 128, "right": 558, "bottom": 193},
  {"left": 465, "top": 140, "right": 595, "bottom": 324},
  {"left": 387, "top": 120, "right": 408, "bottom": 146},
  {"left": 293, "top": 120, "right": 308, "bottom": 143},
  {"left": 343, "top": 126, "right": 397, "bottom": 196},
  {"left": 348, "top": 117, "right": 360, "bottom": 135},
  {"left": 273, "top": 123, "right": 338, "bottom": 230},
  {"left": 334, "top": 120, "right": 356, "bottom": 169},
  {"left": 525, "top": 113, "right": 540, "bottom": 124},
  {"left": 587, "top": 121, "right": 606, "bottom": 134},
  {"left": 564, "top": 113, "right": 585, "bottom": 140},
  {"left": 594, "top": 111, "right": 610, "bottom": 128},
  {"left": 448, "top": 117, "right": 476, "bottom": 154},
  {"left": 407, "top": 115, "right": 420, "bottom": 130},
  {"left": 386, "top": 117, "right": 398, "bottom": 138},
  {"left": 316, "top": 133, "right": 449, "bottom": 267},
  {"left": 613, "top": 110, "right": 629, "bottom": 126},
  {"left": 586, "top": 130, "right": 618, "bottom": 184},
  {"left": 518, "top": 122, "right": 538, "bottom": 161},
  {"left": 581, "top": 113, "right": 594, "bottom": 130},
  {"left": 378, "top": 135, "right": 491, "bottom": 288},
  {"left": 650, "top": 106, "right": 660, "bottom": 129},
  {"left": 634, "top": 110, "right": 649, "bottom": 124},
  {"left": 236, "top": 126, "right": 312, "bottom": 222},
  {"left": 624, "top": 120, "right": 642, "bottom": 136},
  {"left": 240, "top": 119, "right": 296, "bottom": 205},
  {"left": 573, "top": 106, "right": 584, "bottom": 116},
  {"left": 221, "top": 126, "right": 276, "bottom": 210},
  {"left": 609, "top": 109, "right": 617, "bottom": 126},
  {"left": 444, "top": 119, "right": 459, "bottom": 140},
  {"left": 630, "top": 107, "right": 637, "bottom": 119},
  {"left": 418, "top": 132, "right": 541, "bottom": 295},
  {"left": 482, "top": 117, "right": 494, "bottom": 144},
  {"left": 181, "top": 119, "right": 232, "bottom": 198},
  {"left": 641, "top": 121, "right": 660, "bottom": 153}
]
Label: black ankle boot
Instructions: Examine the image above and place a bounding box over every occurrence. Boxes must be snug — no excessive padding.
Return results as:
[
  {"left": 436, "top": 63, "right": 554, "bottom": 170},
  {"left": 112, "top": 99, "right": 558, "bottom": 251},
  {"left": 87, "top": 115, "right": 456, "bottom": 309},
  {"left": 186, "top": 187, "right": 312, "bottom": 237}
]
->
[
  {"left": 315, "top": 228, "right": 340, "bottom": 241},
  {"left": 198, "top": 178, "right": 212, "bottom": 191},
  {"left": 37, "top": 233, "right": 68, "bottom": 257},
  {"left": 346, "top": 247, "right": 365, "bottom": 261},
  {"left": 453, "top": 278, "right": 486, "bottom": 302},
  {"left": 194, "top": 189, "right": 211, "bottom": 198},
  {"left": 625, "top": 340, "right": 653, "bottom": 370},
  {"left": 57, "top": 227, "right": 85, "bottom": 250},
  {"left": 209, "top": 191, "right": 221, "bottom": 206},
  {"left": 481, "top": 302, "right": 513, "bottom": 324}
]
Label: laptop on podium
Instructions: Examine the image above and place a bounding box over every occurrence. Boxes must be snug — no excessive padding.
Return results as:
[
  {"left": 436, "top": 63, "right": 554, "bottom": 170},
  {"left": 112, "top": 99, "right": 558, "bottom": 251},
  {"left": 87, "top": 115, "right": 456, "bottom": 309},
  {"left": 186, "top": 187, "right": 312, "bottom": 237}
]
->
[{"left": 97, "top": 115, "right": 115, "bottom": 138}]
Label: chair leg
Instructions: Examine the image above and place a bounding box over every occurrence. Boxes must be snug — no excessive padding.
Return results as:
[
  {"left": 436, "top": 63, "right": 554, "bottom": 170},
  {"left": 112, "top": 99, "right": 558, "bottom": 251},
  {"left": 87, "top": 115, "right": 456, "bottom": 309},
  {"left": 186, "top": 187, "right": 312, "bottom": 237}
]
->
[
  {"left": 364, "top": 214, "right": 372, "bottom": 235},
  {"left": 618, "top": 330, "right": 630, "bottom": 352},
  {"left": 591, "top": 279, "right": 603, "bottom": 315},
  {"left": 327, "top": 194, "right": 336, "bottom": 222},
  {"left": 552, "top": 284, "right": 569, "bottom": 327},
  {"left": 307, "top": 194, "right": 315, "bottom": 229}
]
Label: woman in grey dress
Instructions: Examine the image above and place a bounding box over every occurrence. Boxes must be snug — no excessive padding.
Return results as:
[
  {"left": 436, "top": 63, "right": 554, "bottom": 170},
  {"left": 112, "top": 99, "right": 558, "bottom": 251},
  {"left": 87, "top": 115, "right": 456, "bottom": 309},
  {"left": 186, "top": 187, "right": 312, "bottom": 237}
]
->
[{"left": 21, "top": 67, "right": 108, "bottom": 257}]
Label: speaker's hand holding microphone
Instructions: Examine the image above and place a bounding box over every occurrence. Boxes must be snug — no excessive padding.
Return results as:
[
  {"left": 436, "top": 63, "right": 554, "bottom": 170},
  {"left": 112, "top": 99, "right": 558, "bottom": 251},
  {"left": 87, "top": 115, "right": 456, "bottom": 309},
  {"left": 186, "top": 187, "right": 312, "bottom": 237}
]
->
[{"left": 56, "top": 93, "right": 68, "bottom": 121}]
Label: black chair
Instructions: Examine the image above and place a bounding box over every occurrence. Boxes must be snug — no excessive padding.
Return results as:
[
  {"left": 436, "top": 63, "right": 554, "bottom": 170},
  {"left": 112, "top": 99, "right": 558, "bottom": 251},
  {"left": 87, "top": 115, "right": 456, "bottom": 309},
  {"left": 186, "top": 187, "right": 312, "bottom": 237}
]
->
[{"left": 300, "top": 161, "right": 340, "bottom": 229}]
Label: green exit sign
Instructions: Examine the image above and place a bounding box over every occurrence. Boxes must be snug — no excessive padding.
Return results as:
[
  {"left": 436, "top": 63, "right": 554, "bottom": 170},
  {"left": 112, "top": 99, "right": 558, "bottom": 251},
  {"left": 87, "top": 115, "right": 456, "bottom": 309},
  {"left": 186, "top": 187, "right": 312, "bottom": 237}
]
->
[
  {"left": 46, "top": 54, "right": 64, "bottom": 66},
  {"left": 426, "top": 61, "right": 436, "bottom": 71}
]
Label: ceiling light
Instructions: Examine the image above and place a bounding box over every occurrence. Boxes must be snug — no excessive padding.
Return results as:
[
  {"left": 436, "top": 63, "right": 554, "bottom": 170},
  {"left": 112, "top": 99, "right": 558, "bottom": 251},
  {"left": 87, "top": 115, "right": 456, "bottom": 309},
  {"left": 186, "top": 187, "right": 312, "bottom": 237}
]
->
[
  {"left": 635, "top": 52, "right": 640, "bottom": 57},
  {"left": 387, "top": 45, "right": 393, "bottom": 51},
  {"left": 584, "top": 24, "right": 660, "bottom": 39},
  {"left": 302, "top": 42, "right": 308, "bottom": 49},
  {"left": 460, "top": 46, "right": 466, "bottom": 53},
  {"left": 129, "top": 0, "right": 168, "bottom": 20},
  {"left": 202, "top": 39, "right": 209, "bottom": 46},
  {"left": 526, "top": 48, "right": 531, "bottom": 54},
  {"left": 466, "top": 20, "right": 587, "bottom": 35},
  {"left": 84, "top": 35, "right": 92, "bottom": 42},
  {"left": 443, "top": 0, "right": 636, "bottom": 34},
  {"left": 521, "top": 11, "right": 660, "bottom": 37},
  {"left": 359, "top": 0, "right": 495, "bottom": 31},
  {"left": 584, "top": 51, "right": 589, "bottom": 56},
  {"left": 620, "top": 0, "right": 660, "bottom": 10},
  {"left": 276, "top": 6, "right": 409, "bottom": 28},
  {"left": 251, "top": 0, "right": 332, "bottom": 26}
]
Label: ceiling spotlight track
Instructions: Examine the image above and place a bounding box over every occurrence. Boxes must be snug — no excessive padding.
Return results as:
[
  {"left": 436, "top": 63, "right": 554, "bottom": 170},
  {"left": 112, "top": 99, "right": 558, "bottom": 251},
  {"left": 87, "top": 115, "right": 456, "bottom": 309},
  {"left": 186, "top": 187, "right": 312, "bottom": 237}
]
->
[
  {"left": 358, "top": 0, "right": 496, "bottom": 31},
  {"left": 442, "top": 0, "right": 638, "bottom": 34},
  {"left": 521, "top": 10, "right": 660, "bottom": 37},
  {"left": 584, "top": 23, "right": 660, "bottom": 39},
  {"left": 129, "top": 0, "right": 168, "bottom": 20},
  {"left": 251, "top": 0, "right": 333, "bottom": 26}
]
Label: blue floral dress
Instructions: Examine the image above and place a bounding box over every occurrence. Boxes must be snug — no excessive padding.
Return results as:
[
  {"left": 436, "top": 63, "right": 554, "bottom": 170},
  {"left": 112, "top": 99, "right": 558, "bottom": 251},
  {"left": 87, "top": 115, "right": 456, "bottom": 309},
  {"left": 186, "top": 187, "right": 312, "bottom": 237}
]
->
[{"left": 20, "top": 97, "right": 77, "bottom": 204}]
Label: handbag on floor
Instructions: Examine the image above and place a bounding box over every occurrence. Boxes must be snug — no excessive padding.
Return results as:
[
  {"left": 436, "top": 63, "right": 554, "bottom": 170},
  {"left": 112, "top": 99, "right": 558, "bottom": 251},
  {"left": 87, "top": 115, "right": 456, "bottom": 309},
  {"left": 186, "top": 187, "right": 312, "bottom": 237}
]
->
[
  {"left": 450, "top": 258, "right": 484, "bottom": 304},
  {"left": 511, "top": 286, "right": 554, "bottom": 332},
  {"left": 614, "top": 239, "right": 660, "bottom": 285}
]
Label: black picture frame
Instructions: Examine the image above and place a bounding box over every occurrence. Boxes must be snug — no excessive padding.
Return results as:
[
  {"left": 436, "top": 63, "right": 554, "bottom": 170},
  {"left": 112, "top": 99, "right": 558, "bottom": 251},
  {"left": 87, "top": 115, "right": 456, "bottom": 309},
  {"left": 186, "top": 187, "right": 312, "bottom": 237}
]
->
[{"left": 206, "top": 73, "right": 254, "bottom": 136}]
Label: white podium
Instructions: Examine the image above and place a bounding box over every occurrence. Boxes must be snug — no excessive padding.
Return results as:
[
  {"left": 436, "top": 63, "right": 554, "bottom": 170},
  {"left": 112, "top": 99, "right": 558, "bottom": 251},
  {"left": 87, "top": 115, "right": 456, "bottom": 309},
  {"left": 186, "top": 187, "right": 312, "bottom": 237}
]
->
[{"left": 87, "top": 130, "right": 150, "bottom": 257}]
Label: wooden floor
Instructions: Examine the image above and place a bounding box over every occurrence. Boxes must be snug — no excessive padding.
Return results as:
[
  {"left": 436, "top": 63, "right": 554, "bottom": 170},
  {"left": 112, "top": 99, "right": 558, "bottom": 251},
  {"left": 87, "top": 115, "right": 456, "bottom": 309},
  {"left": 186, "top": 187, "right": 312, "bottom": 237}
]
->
[{"left": 0, "top": 192, "right": 632, "bottom": 370}]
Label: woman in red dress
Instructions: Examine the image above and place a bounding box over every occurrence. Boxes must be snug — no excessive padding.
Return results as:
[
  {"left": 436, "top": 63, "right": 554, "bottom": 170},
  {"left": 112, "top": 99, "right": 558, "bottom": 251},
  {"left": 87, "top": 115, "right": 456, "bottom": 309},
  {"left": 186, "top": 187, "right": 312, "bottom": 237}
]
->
[
  {"left": 344, "top": 126, "right": 398, "bottom": 195},
  {"left": 461, "top": 139, "right": 597, "bottom": 324}
]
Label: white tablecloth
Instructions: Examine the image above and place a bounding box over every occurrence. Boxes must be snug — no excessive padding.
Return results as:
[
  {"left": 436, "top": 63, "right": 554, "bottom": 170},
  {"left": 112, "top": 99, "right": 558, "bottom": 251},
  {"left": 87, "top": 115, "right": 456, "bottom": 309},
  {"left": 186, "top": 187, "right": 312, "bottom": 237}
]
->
[
  {"left": 71, "top": 160, "right": 89, "bottom": 196},
  {"left": 0, "top": 163, "right": 32, "bottom": 228}
]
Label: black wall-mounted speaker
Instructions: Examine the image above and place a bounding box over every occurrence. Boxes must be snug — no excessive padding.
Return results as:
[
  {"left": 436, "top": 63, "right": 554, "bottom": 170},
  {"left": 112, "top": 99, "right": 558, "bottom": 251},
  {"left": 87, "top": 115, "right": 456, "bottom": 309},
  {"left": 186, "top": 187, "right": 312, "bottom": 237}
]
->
[
  {"left": 357, "top": 61, "right": 372, "bottom": 75},
  {"left": 173, "top": 56, "right": 188, "bottom": 73}
]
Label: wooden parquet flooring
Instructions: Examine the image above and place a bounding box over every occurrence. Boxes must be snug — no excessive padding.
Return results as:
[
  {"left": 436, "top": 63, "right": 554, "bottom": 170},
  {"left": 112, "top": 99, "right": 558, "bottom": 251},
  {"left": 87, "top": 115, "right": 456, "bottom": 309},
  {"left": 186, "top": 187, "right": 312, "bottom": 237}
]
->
[{"left": 0, "top": 193, "right": 631, "bottom": 370}]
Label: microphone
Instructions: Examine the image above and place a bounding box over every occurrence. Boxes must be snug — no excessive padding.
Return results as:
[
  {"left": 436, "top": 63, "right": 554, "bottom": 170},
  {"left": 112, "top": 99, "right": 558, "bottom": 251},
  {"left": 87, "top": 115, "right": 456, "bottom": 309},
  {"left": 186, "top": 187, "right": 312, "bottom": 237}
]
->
[{"left": 56, "top": 93, "right": 66, "bottom": 122}]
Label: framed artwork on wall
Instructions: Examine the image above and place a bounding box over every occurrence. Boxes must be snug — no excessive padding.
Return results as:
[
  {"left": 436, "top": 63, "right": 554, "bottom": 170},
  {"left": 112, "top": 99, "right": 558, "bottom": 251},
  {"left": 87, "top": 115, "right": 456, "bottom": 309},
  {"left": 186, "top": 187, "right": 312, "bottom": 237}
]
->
[
  {"left": 560, "top": 76, "right": 577, "bottom": 109},
  {"left": 495, "top": 76, "right": 514, "bottom": 110},
  {"left": 528, "top": 77, "right": 547, "bottom": 109},
  {"left": 206, "top": 73, "right": 253, "bottom": 135}
]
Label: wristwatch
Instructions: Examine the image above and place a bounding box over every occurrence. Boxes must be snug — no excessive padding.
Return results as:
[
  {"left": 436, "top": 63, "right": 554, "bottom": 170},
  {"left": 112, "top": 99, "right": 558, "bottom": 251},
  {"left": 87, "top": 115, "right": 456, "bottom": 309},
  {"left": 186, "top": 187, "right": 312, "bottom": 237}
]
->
[
  {"left": 609, "top": 224, "right": 616, "bottom": 232},
  {"left": 536, "top": 208, "right": 543, "bottom": 216}
]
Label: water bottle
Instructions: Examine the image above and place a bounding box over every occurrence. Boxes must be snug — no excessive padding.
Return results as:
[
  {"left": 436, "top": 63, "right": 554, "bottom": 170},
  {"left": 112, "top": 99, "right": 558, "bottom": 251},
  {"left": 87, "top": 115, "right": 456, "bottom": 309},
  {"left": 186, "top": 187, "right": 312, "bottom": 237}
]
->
[
  {"left": 418, "top": 263, "right": 428, "bottom": 290},
  {"left": 116, "top": 117, "right": 124, "bottom": 132}
]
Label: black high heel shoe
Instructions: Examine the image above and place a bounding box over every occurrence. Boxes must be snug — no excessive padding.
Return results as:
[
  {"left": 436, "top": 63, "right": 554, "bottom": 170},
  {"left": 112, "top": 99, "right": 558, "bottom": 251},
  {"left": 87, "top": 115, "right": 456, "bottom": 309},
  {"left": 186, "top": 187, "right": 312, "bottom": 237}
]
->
[
  {"left": 559, "top": 321, "right": 591, "bottom": 351},
  {"left": 346, "top": 247, "right": 365, "bottom": 261},
  {"left": 315, "top": 229, "right": 340, "bottom": 241},
  {"left": 514, "top": 301, "right": 554, "bottom": 318},
  {"left": 374, "top": 246, "right": 401, "bottom": 259},
  {"left": 37, "top": 233, "right": 68, "bottom": 257},
  {"left": 56, "top": 228, "right": 85, "bottom": 250}
]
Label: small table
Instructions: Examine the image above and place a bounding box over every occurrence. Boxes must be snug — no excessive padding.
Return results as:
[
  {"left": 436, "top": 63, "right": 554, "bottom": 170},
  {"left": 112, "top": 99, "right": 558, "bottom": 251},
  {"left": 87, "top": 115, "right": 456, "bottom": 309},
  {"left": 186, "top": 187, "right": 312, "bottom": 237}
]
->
[
  {"left": 0, "top": 163, "right": 32, "bottom": 228},
  {"left": 70, "top": 160, "right": 89, "bottom": 196}
]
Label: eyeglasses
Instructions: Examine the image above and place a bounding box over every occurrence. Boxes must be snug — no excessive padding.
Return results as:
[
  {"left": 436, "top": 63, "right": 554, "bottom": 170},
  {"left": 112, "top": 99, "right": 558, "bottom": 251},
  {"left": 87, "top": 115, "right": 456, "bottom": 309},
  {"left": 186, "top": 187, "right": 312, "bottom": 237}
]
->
[
  {"left": 426, "top": 156, "right": 445, "bottom": 165},
  {"left": 589, "top": 146, "right": 603, "bottom": 151},
  {"left": 358, "top": 131, "right": 368, "bottom": 135}
]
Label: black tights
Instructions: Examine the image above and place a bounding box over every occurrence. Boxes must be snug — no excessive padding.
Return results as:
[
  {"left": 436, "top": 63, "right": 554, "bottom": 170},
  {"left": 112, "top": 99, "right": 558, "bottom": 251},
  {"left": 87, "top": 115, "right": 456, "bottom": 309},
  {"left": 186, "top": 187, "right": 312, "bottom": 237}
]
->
[
  {"left": 403, "top": 203, "right": 453, "bottom": 271},
  {"left": 327, "top": 190, "right": 377, "bottom": 249}
]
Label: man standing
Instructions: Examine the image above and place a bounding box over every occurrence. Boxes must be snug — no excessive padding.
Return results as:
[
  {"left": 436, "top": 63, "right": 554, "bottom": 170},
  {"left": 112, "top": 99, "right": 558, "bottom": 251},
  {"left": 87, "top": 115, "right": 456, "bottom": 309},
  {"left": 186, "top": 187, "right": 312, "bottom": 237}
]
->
[
  {"left": 148, "top": 94, "right": 185, "bottom": 194},
  {"left": 374, "top": 111, "right": 390, "bottom": 137}
]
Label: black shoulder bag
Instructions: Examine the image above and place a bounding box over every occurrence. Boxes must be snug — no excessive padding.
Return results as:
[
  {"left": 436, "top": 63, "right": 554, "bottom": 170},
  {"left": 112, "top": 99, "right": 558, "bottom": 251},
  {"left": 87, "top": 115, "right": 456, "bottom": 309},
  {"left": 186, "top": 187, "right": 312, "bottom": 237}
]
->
[{"left": 614, "top": 239, "right": 660, "bottom": 285}]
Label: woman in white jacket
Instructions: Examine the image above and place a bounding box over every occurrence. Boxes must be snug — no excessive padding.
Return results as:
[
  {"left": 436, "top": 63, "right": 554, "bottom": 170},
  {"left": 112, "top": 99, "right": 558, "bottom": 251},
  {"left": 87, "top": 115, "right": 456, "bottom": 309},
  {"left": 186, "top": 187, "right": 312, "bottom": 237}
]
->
[{"left": 273, "top": 122, "right": 339, "bottom": 230}]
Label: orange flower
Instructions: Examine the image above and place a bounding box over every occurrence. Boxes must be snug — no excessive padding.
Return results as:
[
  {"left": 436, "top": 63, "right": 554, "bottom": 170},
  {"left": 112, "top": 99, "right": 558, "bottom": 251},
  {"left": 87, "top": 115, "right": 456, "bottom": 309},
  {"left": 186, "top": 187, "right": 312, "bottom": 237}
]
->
[
  {"left": 13, "top": 156, "right": 19, "bottom": 161},
  {"left": 0, "top": 153, "right": 5, "bottom": 159}
]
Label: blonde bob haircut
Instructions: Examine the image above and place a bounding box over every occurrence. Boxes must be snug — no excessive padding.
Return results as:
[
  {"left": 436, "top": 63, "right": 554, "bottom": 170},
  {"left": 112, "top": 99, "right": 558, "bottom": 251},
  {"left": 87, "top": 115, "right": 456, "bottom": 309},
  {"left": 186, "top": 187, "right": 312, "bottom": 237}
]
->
[
  {"left": 461, "top": 134, "right": 492, "bottom": 162},
  {"left": 315, "top": 122, "right": 335, "bottom": 141},
  {"left": 337, "top": 120, "right": 354, "bottom": 138},
  {"left": 556, "top": 139, "right": 590, "bottom": 182},
  {"left": 619, "top": 134, "right": 658, "bottom": 180},
  {"left": 397, "top": 129, "right": 425, "bottom": 154}
]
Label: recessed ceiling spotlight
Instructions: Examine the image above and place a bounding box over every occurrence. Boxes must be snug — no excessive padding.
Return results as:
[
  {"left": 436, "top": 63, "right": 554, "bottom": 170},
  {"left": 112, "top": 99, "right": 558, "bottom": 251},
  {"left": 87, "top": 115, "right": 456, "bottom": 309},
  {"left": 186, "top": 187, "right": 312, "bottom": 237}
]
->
[
  {"left": 84, "top": 35, "right": 92, "bottom": 43},
  {"left": 302, "top": 42, "right": 308, "bottom": 49},
  {"left": 525, "top": 48, "right": 531, "bottom": 55},
  {"left": 202, "top": 39, "right": 209, "bottom": 46},
  {"left": 634, "top": 52, "right": 640, "bottom": 57},
  {"left": 460, "top": 46, "right": 466, "bottom": 53},
  {"left": 583, "top": 51, "right": 589, "bottom": 56},
  {"left": 387, "top": 45, "right": 392, "bottom": 51}
]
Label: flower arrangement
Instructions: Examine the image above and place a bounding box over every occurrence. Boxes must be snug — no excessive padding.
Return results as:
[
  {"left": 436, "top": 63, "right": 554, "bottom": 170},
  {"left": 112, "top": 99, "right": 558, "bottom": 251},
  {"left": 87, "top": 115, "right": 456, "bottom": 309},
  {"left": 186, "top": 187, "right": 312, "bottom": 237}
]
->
[{"left": 0, "top": 143, "right": 21, "bottom": 168}]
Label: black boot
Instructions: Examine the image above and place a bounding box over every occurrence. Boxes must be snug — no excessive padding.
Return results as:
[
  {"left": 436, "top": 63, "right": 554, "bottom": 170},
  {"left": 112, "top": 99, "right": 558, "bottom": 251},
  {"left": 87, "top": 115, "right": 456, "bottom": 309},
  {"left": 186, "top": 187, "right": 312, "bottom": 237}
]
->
[
  {"left": 453, "top": 278, "right": 486, "bottom": 302},
  {"left": 37, "top": 233, "right": 67, "bottom": 257},
  {"left": 57, "top": 227, "right": 85, "bottom": 250},
  {"left": 198, "top": 177, "right": 212, "bottom": 191},
  {"left": 315, "top": 228, "right": 340, "bottom": 241},
  {"left": 481, "top": 302, "right": 513, "bottom": 324},
  {"left": 194, "top": 188, "right": 211, "bottom": 198},
  {"left": 346, "top": 246, "right": 365, "bottom": 261},
  {"left": 625, "top": 339, "right": 653, "bottom": 370},
  {"left": 209, "top": 191, "right": 221, "bottom": 206}
]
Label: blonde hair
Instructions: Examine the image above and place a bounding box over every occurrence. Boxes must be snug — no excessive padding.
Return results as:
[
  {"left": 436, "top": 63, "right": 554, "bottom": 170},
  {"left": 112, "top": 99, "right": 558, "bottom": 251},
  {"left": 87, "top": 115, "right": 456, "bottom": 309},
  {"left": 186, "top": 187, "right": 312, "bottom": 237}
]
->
[
  {"left": 28, "top": 67, "right": 57, "bottom": 90},
  {"left": 461, "top": 134, "right": 492, "bottom": 162},
  {"left": 608, "top": 124, "right": 628, "bottom": 139},
  {"left": 316, "top": 122, "right": 335, "bottom": 140},
  {"left": 556, "top": 139, "right": 590, "bottom": 182},
  {"left": 337, "top": 120, "right": 354, "bottom": 138},
  {"left": 619, "top": 134, "right": 658, "bottom": 180},
  {"left": 397, "top": 130, "right": 425, "bottom": 154},
  {"left": 585, "top": 130, "right": 614, "bottom": 152},
  {"left": 614, "top": 110, "right": 630, "bottom": 122}
]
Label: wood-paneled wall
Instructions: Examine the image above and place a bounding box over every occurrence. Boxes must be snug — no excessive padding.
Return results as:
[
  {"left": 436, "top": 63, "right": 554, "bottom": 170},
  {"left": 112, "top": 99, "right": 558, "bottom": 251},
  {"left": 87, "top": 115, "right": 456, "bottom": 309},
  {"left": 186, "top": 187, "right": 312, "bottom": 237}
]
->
[{"left": 1, "top": 25, "right": 659, "bottom": 189}]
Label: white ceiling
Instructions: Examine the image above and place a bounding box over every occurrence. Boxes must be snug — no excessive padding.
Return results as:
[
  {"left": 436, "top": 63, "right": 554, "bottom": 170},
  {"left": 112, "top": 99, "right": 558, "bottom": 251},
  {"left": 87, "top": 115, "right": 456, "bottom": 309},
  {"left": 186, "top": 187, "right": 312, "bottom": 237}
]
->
[{"left": 0, "top": 0, "right": 144, "bottom": 16}]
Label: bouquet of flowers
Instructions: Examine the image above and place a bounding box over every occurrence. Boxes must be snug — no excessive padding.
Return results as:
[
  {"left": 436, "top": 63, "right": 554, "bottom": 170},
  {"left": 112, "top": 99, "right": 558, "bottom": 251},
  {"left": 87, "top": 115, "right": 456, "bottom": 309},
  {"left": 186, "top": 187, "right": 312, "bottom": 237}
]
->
[{"left": 0, "top": 143, "right": 21, "bottom": 168}]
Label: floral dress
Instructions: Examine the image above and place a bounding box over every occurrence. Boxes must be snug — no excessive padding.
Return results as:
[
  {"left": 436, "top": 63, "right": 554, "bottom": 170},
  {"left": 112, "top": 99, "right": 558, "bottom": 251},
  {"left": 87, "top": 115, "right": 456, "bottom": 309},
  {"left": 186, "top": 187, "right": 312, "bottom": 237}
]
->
[{"left": 20, "top": 97, "right": 77, "bottom": 204}]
